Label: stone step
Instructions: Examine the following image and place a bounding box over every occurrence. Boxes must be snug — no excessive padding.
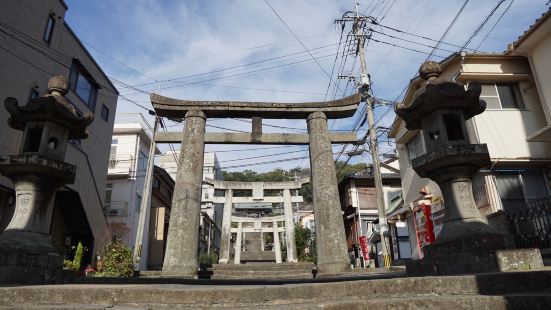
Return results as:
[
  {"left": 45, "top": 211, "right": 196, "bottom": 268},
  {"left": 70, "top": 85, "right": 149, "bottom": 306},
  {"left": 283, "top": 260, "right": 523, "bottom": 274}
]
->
[
  {"left": 2, "top": 270, "right": 551, "bottom": 308},
  {"left": 211, "top": 273, "right": 313, "bottom": 280},
  {"left": 2, "top": 293, "right": 551, "bottom": 310},
  {"left": 209, "top": 269, "right": 312, "bottom": 276},
  {"left": 212, "top": 262, "right": 314, "bottom": 270}
]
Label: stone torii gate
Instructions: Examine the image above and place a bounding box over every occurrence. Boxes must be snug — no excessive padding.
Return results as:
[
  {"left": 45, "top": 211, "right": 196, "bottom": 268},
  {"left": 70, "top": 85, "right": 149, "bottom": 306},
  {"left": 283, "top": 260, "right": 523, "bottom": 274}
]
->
[
  {"left": 205, "top": 177, "right": 309, "bottom": 264},
  {"left": 151, "top": 93, "right": 361, "bottom": 276}
]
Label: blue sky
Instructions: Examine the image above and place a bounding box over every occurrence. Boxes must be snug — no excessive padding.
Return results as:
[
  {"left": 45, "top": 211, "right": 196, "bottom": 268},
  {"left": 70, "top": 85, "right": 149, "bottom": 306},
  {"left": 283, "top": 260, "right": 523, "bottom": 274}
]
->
[{"left": 64, "top": 0, "right": 550, "bottom": 172}]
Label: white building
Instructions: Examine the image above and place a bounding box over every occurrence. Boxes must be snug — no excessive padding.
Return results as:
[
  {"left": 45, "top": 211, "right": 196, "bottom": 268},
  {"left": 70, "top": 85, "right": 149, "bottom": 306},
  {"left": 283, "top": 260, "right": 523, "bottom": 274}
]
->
[
  {"left": 0, "top": 0, "right": 118, "bottom": 264},
  {"left": 104, "top": 114, "right": 160, "bottom": 253},
  {"left": 158, "top": 151, "right": 224, "bottom": 252}
]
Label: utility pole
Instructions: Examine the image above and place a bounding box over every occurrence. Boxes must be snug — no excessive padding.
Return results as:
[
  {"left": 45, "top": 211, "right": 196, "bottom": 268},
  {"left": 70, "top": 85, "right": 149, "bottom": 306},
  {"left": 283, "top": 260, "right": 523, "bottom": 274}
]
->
[
  {"left": 133, "top": 115, "right": 159, "bottom": 271},
  {"left": 337, "top": 3, "right": 392, "bottom": 267}
]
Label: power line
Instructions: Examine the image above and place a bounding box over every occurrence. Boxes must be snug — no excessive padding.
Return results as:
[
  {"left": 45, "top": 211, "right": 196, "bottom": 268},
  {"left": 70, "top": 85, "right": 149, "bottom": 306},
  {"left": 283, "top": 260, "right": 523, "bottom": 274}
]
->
[
  {"left": 263, "top": 0, "right": 335, "bottom": 83},
  {"left": 130, "top": 43, "right": 338, "bottom": 89},
  {"left": 460, "top": 0, "right": 508, "bottom": 51},
  {"left": 218, "top": 149, "right": 308, "bottom": 163},
  {"left": 427, "top": 0, "right": 470, "bottom": 59},
  {"left": 474, "top": 0, "right": 515, "bottom": 51},
  {"left": 123, "top": 53, "right": 338, "bottom": 96}
]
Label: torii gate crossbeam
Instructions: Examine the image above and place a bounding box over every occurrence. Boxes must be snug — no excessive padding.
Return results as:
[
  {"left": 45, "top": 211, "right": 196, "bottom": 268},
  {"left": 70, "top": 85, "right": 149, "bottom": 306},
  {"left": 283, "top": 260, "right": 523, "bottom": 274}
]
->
[{"left": 152, "top": 93, "right": 361, "bottom": 277}]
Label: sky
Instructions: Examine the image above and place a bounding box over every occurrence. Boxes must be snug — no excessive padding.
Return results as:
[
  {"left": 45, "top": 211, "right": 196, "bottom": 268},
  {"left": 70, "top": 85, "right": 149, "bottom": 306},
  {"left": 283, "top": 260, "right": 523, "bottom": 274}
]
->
[{"left": 64, "top": 0, "right": 550, "bottom": 172}]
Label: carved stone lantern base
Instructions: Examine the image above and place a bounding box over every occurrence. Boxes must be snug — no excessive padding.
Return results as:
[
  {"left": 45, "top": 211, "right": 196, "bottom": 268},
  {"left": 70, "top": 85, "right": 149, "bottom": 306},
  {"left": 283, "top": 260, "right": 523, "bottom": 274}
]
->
[
  {"left": 0, "top": 231, "right": 63, "bottom": 283},
  {"left": 0, "top": 154, "right": 76, "bottom": 283},
  {"left": 406, "top": 144, "right": 544, "bottom": 275}
]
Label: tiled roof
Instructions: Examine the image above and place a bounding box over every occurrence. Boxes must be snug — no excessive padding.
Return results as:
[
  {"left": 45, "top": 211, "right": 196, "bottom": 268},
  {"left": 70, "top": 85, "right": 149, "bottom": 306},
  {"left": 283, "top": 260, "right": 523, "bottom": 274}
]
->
[{"left": 512, "top": 8, "right": 551, "bottom": 48}]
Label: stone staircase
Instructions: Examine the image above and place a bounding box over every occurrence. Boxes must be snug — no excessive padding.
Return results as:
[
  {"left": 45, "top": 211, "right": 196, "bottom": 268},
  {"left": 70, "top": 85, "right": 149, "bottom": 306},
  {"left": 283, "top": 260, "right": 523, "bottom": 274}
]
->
[
  {"left": 1, "top": 270, "right": 551, "bottom": 309},
  {"left": 206, "top": 262, "right": 315, "bottom": 279}
]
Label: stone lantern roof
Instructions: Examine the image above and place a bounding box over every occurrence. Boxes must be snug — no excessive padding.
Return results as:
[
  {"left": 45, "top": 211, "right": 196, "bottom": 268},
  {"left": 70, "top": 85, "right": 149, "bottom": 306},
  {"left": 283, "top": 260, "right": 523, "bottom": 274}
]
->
[
  {"left": 4, "top": 76, "right": 93, "bottom": 139},
  {"left": 394, "top": 61, "right": 486, "bottom": 130}
]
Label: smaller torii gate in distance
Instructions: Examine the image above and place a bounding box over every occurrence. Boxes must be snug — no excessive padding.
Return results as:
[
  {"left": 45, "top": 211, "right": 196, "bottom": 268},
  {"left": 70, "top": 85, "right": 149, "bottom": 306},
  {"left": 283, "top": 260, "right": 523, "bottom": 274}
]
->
[
  {"left": 205, "top": 177, "right": 309, "bottom": 264},
  {"left": 151, "top": 93, "right": 361, "bottom": 277}
]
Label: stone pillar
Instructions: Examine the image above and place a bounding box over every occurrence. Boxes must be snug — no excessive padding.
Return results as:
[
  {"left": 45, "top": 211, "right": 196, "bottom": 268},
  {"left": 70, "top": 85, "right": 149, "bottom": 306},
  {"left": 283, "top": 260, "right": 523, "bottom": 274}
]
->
[
  {"left": 260, "top": 228, "right": 264, "bottom": 251},
  {"left": 434, "top": 172, "right": 493, "bottom": 242},
  {"left": 283, "top": 189, "right": 298, "bottom": 263},
  {"left": 218, "top": 188, "right": 233, "bottom": 264},
  {"left": 234, "top": 221, "right": 243, "bottom": 264},
  {"left": 273, "top": 221, "right": 282, "bottom": 264},
  {"left": 162, "top": 110, "right": 206, "bottom": 276},
  {"left": 307, "top": 111, "right": 350, "bottom": 274}
]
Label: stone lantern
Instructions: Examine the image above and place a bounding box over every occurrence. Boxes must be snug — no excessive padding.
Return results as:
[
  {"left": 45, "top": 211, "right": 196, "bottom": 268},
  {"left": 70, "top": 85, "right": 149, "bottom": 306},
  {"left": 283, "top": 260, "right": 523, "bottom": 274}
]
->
[
  {"left": 0, "top": 76, "right": 93, "bottom": 283},
  {"left": 395, "top": 61, "right": 543, "bottom": 275}
]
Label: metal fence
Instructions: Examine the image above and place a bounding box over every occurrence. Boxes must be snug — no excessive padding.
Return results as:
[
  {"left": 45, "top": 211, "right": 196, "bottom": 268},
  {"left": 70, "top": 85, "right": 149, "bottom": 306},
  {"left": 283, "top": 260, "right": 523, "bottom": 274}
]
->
[{"left": 506, "top": 196, "right": 551, "bottom": 249}]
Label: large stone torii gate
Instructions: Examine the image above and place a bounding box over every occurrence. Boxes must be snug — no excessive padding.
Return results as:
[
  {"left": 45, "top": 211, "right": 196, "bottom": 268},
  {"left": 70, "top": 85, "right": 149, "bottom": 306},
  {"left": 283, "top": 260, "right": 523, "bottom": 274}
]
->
[
  {"left": 151, "top": 93, "right": 361, "bottom": 276},
  {"left": 205, "top": 177, "right": 309, "bottom": 264}
]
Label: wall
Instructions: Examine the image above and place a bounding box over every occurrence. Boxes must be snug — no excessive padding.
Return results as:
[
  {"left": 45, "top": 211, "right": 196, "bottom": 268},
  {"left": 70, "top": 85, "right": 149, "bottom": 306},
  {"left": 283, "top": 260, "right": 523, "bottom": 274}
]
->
[{"left": 0, "top": 0, "right": 117, "bottom": 253}]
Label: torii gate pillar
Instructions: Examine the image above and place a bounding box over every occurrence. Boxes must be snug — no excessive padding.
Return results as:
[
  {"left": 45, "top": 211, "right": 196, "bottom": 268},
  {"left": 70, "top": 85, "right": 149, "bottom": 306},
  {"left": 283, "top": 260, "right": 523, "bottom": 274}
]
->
[
  {"left": 162, "top": 110, "right": 206, "bottom": 276},
  {"left": 307, "top": 112, "right": 350, "bottom": 274}
]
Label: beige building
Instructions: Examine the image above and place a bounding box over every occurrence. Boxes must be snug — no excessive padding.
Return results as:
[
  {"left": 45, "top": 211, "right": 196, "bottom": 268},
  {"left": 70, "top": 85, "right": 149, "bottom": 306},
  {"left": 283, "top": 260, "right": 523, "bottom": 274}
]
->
[
  {"left": 0, "top": 0, "right": 118, "bottom": 264},
  {"left": 148, "top": 166, "right": 174, "bottom": 270},
  {"left": 390, "top": 10, "right": 551, "bottom": 259}
]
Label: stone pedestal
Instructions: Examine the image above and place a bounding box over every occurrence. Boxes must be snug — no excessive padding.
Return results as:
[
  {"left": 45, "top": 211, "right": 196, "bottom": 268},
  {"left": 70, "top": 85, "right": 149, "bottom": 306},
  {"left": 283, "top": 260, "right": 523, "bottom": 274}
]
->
[
  {"left": 407, "top": 234, "right": 543, "bottom": 276},
  {"left": 162, "top": 110, "right": 206, "bottom": 277},
  {"left": 0, "top": 155, "right": 76, "bottom": 283},
  {"left": 307, "top": 112, "right": 350, "bottom": 275}
]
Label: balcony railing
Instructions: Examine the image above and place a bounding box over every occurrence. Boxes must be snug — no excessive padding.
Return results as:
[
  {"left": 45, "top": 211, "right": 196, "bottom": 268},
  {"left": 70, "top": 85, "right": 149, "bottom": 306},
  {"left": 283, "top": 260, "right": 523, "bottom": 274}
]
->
[
  {"left": 104, "top": 202, "right": 129, "bottom": 217},
  {"left": 107, "top": 154, "right": 134, "bottom": 177},
  {"left": 506, "top": 196, "right": 551, "bottom": 249}
]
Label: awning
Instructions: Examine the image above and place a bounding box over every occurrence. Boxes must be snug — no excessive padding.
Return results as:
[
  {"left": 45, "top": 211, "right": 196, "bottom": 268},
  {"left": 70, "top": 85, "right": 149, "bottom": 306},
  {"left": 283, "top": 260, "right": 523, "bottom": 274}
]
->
[{"left": 385, "top": 193, "right": 405, "bottom": 218}]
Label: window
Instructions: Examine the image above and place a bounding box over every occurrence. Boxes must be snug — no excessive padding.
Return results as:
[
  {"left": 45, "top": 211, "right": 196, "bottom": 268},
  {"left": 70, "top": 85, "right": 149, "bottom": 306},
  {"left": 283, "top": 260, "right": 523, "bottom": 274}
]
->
[
  {"left": 480, "top": 83, "right": 524, "bottom": 109},
  {"left": 109, "top": 139, "right": 117, "bottom": 162},
  {"left": 104, "top": 183, "right": 113, "bottom": 209},
  {"left": 43, "top": 15, "right": 55, "bottom": 44},
  {"left": 29, "top": 88, "right": 39, "bottom": 100},
  {"left": 136, "top": 193, "right": 142, "bottom": 213},
  {"left": 494, "top": 170, "right": 549, "bottom": 212},
  {"left": 69, "top": 59, "right": 98, "bottom": 111},
  {"left": 138, "top": 151, "right": 148, "bottom": 171},
  {"left": 101, "top": 104, "right": 109, "bottom": 121},
  {"left": 406, "top": 133, "right": 424, "bottom": 162},
  {"left": 203, "top": 166, "right": 213, "bottom": 173}
]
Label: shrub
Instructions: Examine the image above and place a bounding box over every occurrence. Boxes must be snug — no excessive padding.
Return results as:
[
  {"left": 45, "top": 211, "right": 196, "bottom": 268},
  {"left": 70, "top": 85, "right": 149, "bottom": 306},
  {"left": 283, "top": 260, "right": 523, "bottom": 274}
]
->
[
  {"left": 63, "top": 240, "right": 86, "bottom": 271},
  {"left": 198, "top": 252, "right": 218, "bottom": 267},
  {"left": 96, "top": 238, "right": 133, "bottom": 277}
]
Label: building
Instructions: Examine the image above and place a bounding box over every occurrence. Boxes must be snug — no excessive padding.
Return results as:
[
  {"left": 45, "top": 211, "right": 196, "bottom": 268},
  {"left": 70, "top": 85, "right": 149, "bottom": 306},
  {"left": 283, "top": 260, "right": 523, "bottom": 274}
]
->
[
  {"left": 158, "top": 151, "right": 224, "bottom": 253},
  {"left": 147, "top": 166, "right": 175, "bottom": 270},
  {"left": 0, "top": 0, "right": 119, "bottom": 264},
  {"left": 338, "top": 159, "right": 406, "bottom": 267},
  {"left": 389, "top": 9, "right": 551, "bottom": 260},
  {"left": 104, "top": 114, "right": 160, "bottom": 258}
]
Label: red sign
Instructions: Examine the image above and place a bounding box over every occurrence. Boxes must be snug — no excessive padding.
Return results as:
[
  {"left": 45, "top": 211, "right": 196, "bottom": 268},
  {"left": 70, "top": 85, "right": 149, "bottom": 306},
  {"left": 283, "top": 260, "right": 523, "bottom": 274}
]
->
[
  {"left": 359, "top": 236, "right": 369, "bottom": 259},
  {"left": 413, "top": 203, "right": 435, "bottom": 258}
]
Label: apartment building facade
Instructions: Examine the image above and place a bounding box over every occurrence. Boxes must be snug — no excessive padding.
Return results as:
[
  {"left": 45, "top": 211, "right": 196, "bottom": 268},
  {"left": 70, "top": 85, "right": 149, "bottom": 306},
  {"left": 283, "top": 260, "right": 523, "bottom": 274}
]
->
[
  {"left": 158, "top": 151, "right": 224, "bottom": 253},
  {"left": 0, "top": 0, "right": 118, "bottom": 263},
  {"left": 104, "top": 115, "right": 159, "bottom": 250}
]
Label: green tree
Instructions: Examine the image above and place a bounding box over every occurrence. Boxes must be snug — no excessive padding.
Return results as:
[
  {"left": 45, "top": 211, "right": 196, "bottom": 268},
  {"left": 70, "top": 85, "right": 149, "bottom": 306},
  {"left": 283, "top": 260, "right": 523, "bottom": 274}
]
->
[{"left": 295, "top": 224, "right": 316, "bottom": 262}]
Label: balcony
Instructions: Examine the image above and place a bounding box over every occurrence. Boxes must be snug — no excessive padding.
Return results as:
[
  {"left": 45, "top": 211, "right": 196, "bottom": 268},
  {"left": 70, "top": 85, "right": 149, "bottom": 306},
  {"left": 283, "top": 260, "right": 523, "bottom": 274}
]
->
[
  {"left": 107, "top": 154, "right": 134, "bottom": 178},
  {"left": 104, "top": 202, "right": 129, "bottom": 217}
]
